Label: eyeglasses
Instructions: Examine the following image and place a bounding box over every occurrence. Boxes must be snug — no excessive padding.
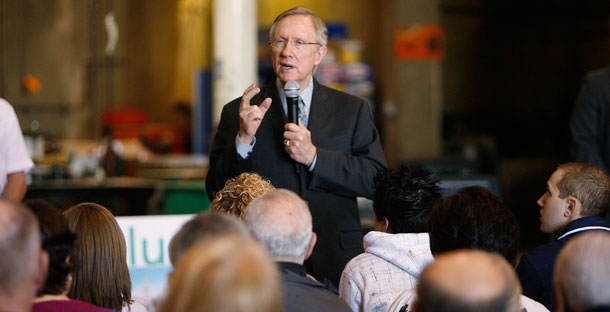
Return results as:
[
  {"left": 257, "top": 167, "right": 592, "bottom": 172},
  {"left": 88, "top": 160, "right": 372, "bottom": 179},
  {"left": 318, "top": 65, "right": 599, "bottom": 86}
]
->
[{"left": 269, "top": 39, "right": 321, "bottom": 51}]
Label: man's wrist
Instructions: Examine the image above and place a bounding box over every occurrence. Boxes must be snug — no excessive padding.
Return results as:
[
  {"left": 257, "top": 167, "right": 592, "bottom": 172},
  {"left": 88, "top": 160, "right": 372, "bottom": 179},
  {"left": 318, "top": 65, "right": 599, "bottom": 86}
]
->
[
  {"left": 239, "top": 132, "right": 254, "bottom": 145},
  {"left": 308, "top": 150, "right": 318, "bottom": 172},
  {"left": 235, "top": 135, "right": 256, "bottom": 159}
]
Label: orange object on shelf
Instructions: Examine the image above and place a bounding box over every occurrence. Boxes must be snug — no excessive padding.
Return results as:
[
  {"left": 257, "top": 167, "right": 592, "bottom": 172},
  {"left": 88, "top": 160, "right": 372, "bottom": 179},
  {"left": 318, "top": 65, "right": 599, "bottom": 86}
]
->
[
  {"left": 394, "top": 25, "right": 444, "bottom": 60},
  {"left": 23, "top": 74, "right": 41, "bottom": 93}
]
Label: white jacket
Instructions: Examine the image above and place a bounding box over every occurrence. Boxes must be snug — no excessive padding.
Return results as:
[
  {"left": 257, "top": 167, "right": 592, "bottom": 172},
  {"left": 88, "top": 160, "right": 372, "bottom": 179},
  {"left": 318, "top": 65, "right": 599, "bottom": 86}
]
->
[{"left": 339, "top": 231, "right": 433, "bottom": 312}]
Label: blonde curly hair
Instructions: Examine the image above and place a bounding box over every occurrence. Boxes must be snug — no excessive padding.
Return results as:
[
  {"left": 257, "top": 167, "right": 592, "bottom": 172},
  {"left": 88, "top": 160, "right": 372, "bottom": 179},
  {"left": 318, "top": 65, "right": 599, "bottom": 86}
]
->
[{"left": 210, "top": 172, "right": 275, "bottom": 218}]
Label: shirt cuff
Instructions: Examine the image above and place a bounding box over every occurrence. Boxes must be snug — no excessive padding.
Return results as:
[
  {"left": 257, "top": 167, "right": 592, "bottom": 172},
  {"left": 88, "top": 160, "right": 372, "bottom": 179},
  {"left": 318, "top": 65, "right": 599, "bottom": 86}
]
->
[
  {"left": 308, "top": 153, "right": 317, "bottom": 172},
  {"left": 235, "top": 134, "right": 255, "bottom": 159}
]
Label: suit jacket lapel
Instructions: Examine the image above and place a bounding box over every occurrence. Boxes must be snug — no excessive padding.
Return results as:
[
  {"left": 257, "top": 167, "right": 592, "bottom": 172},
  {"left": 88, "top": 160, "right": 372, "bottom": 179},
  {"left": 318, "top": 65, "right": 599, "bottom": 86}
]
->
[
  {"left": 262, "top": 81, "right": 286, "bottom": 138},
  {"left": 308, "top": 79, "right": 330, "bottom": 146}
]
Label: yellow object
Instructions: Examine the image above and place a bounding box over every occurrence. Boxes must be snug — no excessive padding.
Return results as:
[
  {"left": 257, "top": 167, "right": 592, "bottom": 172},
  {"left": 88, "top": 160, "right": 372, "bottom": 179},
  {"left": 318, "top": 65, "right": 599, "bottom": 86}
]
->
[{"left": 339, "top": 39, "right": 363, "bottom": 63}]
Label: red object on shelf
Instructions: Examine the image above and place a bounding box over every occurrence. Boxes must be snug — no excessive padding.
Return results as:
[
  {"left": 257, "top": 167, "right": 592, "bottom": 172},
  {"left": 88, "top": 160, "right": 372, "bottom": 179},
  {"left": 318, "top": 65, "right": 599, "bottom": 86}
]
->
[
  {"left": 102, "top": 110, "right": 150, "bottom": 126},
  {"left": 102, "top": 109, "right": 187, "bottom": 154}
]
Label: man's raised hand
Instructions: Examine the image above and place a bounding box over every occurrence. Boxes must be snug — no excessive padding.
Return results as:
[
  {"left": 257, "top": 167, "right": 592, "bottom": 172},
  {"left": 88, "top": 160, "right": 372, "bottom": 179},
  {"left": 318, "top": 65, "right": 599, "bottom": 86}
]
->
[{"left": 238, "top": 83, "right": 272, "bottom": 144}]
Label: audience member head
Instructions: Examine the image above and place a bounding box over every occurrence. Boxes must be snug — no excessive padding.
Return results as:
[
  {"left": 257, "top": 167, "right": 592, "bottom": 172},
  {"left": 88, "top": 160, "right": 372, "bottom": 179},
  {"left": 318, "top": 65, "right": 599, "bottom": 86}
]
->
[
  {"left": 159, "top": 235, "right": 281, "bottom": 312},
  {"left": 372, "top": 166, "right": 441, "bottom": 233},
  {"left": 554, "top": 231, "right": 610, "bottom": 312},
  {"left": 63, "top": 203, "right": 131, "bottom": 311},
  {"left": 24, "top": 199, "right": 69, "bottom": 242},
  {"left": 414, "top": 249, "right": 521, "bottom": 312},
  {"left": 244, "top": 189, "right": 315, "bottom": 264},
  {"left": 24, "top": 199, "right": 77, "bottom": 296},
  {"left": 0, "top": 199, "right": 47, "bottom": 312},
  {"left": 170, "top": 211, "right": 251, "bottom": 266},
  {"left": 538, "top": 162, "right": 610, "bottom": 234},
  {"left": 211, "top": 172, "right": 275, "bottom": 218},
  {"left": 428, "top": 186, "right": 520, "bottom": 266},
  {"left": 270, "top": 6, "right": 328, "bottom": 47}
]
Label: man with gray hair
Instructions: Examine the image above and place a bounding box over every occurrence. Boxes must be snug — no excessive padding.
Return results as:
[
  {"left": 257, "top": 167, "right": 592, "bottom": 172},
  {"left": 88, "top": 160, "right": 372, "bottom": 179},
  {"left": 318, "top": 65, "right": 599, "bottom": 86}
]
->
[
  {"left": 554, "top": 231, "right": 610, "bottom": 312},
  {"left": 245, "top": 189, "right": 350, "bottom": 312},
  {"left": 206, "top": 5, "right": 387, "bottom": 286},
  {"left": 0, "top": 199, "right": 48, "bottom": 312}
]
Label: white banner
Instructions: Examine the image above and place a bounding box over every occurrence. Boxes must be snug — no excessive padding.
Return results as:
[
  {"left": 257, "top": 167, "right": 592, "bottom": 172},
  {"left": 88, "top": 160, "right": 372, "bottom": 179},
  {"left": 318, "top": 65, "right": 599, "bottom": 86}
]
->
[{"left": 116, "top": 214, "right": 194, "bottom": 299}]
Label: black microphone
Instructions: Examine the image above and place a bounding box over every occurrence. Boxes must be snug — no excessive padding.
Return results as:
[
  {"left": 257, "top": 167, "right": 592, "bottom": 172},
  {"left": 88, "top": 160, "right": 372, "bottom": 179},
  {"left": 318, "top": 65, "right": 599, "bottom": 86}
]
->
[
  {"left": 284, "top": 81, "right": 300, "bottom": 124},
  {"left": 284, "top": 80, "right": 301, "bottom": 174}
]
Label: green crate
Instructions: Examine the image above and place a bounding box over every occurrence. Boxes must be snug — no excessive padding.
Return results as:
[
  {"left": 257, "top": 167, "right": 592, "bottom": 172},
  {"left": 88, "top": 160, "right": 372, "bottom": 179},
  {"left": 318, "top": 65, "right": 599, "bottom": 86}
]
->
[{"left": 162, "top": 180, "right": 210, "bottom": 214}]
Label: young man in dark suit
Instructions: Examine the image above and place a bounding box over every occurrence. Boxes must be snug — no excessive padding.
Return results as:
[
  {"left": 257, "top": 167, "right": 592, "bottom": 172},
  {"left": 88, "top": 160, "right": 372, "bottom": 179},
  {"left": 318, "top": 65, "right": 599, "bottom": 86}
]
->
[
  {"left": 206, "top": 6, "right": 387, "bottom": 286},
  {"left": 517, "top": 162, "right": 610, "bottom": 310}
]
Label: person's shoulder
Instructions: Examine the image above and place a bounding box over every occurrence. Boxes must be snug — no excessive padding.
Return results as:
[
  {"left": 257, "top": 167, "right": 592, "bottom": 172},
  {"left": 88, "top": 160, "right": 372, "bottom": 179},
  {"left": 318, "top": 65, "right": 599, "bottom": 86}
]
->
[
  {"left": 33, "top": 300, "right": 112, "bottom": 312},
  {"left": 282, "top": 269, "right": 340, "bottom": 293},
  {"left": 282, "top": 271, "right": 349, "bottom": 307},
  {"left": 282, "top": 268, "right": 320, "bottom": 285},
  {"left": 585, "top": 66, "right": 610, "bottom": 86},
  {"left": 317, "top": 83, "right": 366, "bottom": 105},
  {"left": 0, "top": 98, "right": 15, "bottom": 114},
  {"left": 343, "top": 250, "right": 376, "bottom": 273},
  {"left": 346, "top": 231, "right": 390, "bottom": 264},
  {"left": 567, "top": 215, "right": 609, "bottom": 230},
  {"left": 283, "top": 282, "right": 350, "bottom": 312},
  {"left": 519, "top": 240, "right": 562, "bottom": 273},
  {"left": 282, "top": 272, "right": 350, "bottom": 311},
  {"left": 522, "top": 240, "right": 562, "bottom": 260},
  {"left": 588, "top": 65, "right": 610, "bottom": 78}
]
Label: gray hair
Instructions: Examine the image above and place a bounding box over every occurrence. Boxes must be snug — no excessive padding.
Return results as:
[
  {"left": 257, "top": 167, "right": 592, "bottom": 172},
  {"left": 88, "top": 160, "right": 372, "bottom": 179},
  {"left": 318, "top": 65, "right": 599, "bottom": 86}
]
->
[
  {"left": 269, "top": 6, "right": 328, "bottom": 46},
  {"left": 244, "top": 189, "right": 312, "bottom": 264},
  {"left": 554, "top": 231, "right": 610, "bottom": 311},
  {"left": 0, "top": 200, "right": 41, "bottom": 296}
]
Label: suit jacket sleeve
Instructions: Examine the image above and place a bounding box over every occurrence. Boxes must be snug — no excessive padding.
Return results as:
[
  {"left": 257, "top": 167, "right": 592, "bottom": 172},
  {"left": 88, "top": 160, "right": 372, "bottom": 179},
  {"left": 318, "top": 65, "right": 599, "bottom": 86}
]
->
[
  {"left": 309, "top": 99, "right": 386, "bottom": 198},
  {"left": 205, "top": 99, "right": 250, "bottom": 200},
  {"left": 570, "top": 71, "right": 609, "bottom": 172}
]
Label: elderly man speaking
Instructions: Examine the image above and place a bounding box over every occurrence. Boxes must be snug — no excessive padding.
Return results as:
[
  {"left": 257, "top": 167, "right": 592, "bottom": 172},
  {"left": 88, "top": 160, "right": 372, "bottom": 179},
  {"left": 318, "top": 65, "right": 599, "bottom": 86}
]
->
[{"left": 206, "top": 7, "right": 386, "bottom": 286}]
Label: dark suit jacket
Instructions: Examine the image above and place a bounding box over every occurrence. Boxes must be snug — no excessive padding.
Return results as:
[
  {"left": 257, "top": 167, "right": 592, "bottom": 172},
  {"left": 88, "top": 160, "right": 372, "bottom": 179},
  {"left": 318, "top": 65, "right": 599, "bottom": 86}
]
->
[
  {"left": 206, "top": 78, "right": 387, "bottom": 286},
  {"left": 516, "top": 216, "right": 610, "bottom": 311},
  {"left": 278, "top": 262, "right": 351, "bottom": 312},
  {"left": 570, "top": 65, "right": 610, "bottom": 172}
]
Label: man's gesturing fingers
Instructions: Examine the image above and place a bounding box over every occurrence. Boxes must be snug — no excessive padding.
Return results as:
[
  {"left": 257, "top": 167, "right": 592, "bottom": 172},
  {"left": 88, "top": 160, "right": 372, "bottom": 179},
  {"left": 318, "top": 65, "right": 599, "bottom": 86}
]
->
[
  {"left": 240, "top": 83, "right": 259, "bottom": 110},
  {"left": 238, "top": 83, "right": 272, "bottom": 144}
]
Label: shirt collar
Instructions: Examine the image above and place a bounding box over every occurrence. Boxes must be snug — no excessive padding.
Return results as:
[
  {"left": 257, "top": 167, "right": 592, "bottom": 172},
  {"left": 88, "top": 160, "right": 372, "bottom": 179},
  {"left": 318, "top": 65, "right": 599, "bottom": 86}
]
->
[
  {"left": 277, "top": 261, "right": 307, "bottom": 277},
  {"left": 558, "top": 215, "right": 609, "bottom": 239},
  {"left": 275, "top": 76, "right": 314, "bottom": 116}
]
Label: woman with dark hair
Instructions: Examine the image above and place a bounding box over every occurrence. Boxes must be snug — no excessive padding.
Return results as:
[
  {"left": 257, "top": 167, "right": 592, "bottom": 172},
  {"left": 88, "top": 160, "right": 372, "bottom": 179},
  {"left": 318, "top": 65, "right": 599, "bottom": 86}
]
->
[
  {"left": 64, "top": 202, "right": 148, "bottom": 312},
  {"left": 24, "top": 199, "right": 110, "bottom": 311}
]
